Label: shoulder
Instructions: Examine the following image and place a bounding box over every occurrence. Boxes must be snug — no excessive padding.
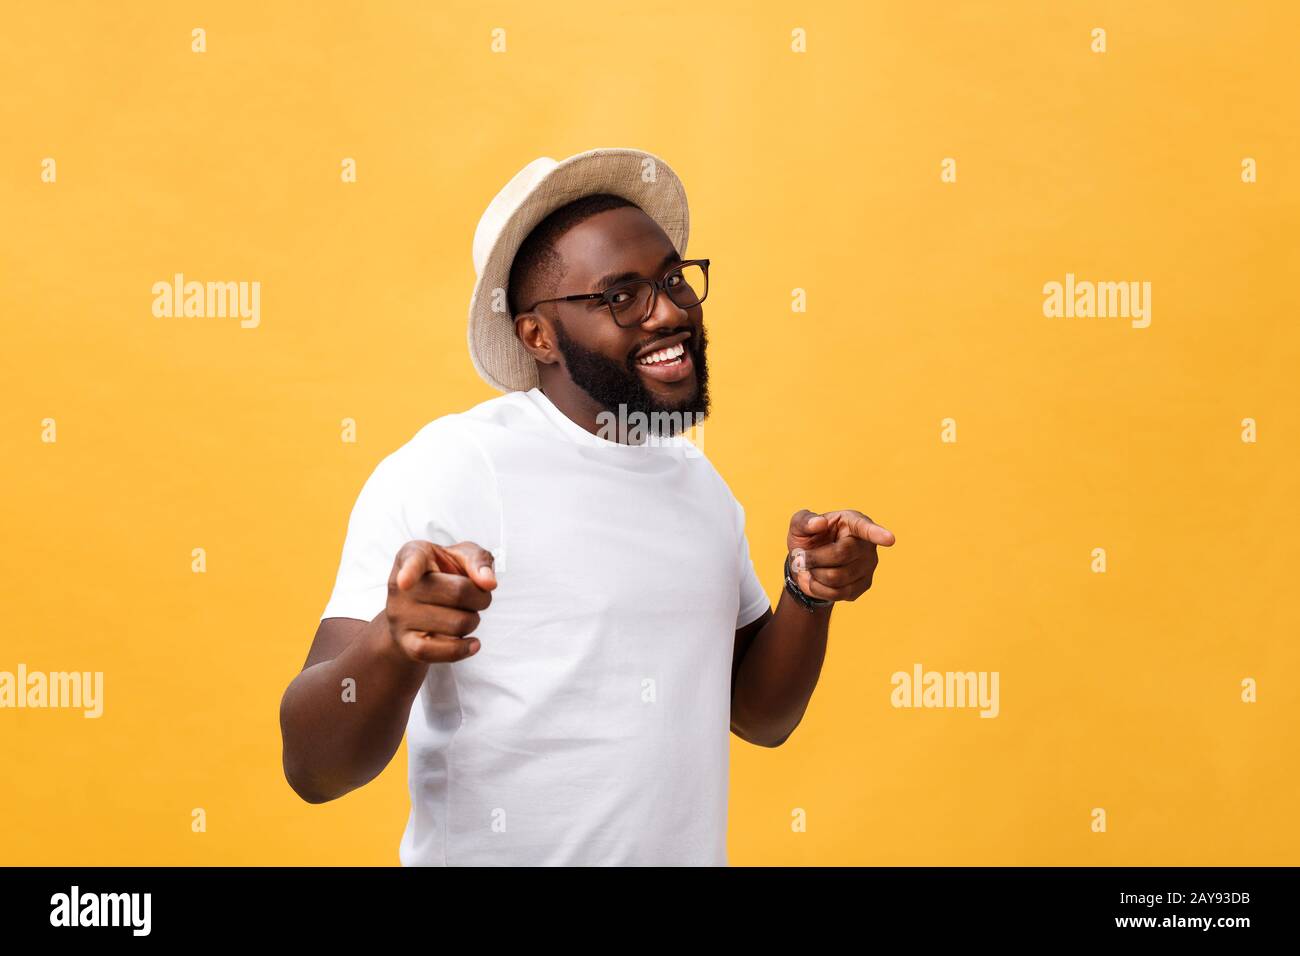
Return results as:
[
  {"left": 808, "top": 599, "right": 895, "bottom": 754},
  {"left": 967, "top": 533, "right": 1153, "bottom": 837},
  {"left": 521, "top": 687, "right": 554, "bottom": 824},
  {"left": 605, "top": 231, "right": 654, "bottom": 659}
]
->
[
  {"left": 354, "top": 397, "right": 519, "bottom": 544},
  {"left": 383, "top": 391, "right": 529, "bottom": 477},
  {"left": 675, "top": 441, "right": 748, "bottom": 533},
  {"left": 674, "top": 435, "right": 730, "bottom": 492}
]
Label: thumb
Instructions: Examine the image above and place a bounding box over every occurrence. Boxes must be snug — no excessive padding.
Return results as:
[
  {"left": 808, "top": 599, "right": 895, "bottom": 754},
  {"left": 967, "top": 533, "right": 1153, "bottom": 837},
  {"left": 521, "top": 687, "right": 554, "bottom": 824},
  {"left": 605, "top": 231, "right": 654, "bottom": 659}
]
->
[
  {"left": 791, "top": 509, "right": 829, "bottom": 536},
  {"left": 393, "top": 541, "right": 437, "bottom": 590}
]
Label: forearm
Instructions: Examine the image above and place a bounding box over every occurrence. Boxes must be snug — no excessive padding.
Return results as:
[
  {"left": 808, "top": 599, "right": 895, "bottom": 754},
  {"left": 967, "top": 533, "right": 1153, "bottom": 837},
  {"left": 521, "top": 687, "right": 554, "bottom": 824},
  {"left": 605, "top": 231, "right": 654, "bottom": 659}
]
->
[
  {"left": 279, "top": 614, "right": 429, "bottom": 803},
  {"left": 731, "top": 590, "right": 832, "bottom": 747}
]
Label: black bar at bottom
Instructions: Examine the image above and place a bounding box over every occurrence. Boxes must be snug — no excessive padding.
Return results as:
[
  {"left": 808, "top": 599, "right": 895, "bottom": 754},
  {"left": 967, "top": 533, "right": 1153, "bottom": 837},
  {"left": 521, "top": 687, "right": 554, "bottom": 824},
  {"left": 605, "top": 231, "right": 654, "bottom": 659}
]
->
[{"left": 0, "top": 866, "right": 1289, "bottom": 940}]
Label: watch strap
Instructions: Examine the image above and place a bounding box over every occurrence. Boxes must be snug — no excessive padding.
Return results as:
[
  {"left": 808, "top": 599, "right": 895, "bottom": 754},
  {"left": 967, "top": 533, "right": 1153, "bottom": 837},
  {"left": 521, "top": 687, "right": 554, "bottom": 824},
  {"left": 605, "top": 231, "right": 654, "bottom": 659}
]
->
[{"left": 784, "top": 552, "right": 833, "bottom": 611}]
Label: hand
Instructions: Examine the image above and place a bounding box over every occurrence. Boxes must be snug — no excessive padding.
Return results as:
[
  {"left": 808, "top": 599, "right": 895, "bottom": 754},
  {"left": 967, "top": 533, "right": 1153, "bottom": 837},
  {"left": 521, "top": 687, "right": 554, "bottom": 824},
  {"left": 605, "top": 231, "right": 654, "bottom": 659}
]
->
[
  {"left": 786, "top": 509, "right": 895, "bottom": 604},
  {"left": 385, "top": 540, "right": 496, "bottom": 663}
]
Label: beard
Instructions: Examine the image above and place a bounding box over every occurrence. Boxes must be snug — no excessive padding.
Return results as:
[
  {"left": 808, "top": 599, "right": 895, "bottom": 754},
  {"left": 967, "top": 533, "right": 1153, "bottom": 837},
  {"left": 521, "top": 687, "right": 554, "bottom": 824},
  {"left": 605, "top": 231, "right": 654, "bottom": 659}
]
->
[{"left": 551, "top": 319, "right": 711, "bottom": 437}]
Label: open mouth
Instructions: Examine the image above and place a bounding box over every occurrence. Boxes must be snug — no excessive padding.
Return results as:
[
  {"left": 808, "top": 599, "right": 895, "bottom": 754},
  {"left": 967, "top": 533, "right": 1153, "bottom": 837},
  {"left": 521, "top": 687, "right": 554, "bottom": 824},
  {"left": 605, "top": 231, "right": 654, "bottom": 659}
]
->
[
  {"left": 632, "top": 331, "right": 695, "bottom": 384},
  {"left": 634, "top": 341, "right": 694, "bottom": 384},
  {"left": 636, "top": 342, "right": 687, "bottom": 368}
]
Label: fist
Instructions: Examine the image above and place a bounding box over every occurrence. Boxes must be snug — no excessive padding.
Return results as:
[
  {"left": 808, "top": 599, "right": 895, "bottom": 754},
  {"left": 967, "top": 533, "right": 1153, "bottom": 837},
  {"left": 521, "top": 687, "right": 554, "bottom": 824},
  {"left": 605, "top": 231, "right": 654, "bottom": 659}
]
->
[
  {"left": 787, "top": 509, "right": 895, "bottom": 604},
  {"left": 385, "top": 540, "right": 496, "bottom": 663}
]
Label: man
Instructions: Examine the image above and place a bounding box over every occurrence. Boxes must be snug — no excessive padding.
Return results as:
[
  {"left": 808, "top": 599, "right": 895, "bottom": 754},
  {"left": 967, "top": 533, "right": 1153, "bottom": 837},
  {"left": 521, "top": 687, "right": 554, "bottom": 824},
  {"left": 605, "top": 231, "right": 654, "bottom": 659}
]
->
[{"left": 279, "top": 147, "right": 895, "bottom": 866}]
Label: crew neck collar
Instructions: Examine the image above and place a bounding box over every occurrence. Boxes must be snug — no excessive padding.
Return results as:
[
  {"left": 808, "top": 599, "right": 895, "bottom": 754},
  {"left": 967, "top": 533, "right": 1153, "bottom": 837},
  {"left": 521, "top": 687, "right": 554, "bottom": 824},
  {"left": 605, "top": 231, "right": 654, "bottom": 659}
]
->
[{"left": 521, "top": 387, "right": 687, "bottom": 451}]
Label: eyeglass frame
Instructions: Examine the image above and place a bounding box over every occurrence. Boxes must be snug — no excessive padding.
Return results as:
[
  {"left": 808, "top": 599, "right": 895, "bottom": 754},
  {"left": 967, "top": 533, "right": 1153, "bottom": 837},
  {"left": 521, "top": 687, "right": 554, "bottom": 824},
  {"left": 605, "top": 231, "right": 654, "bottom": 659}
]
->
[{"left": 515, "top": 258, "right": 711, "bottom": 328}]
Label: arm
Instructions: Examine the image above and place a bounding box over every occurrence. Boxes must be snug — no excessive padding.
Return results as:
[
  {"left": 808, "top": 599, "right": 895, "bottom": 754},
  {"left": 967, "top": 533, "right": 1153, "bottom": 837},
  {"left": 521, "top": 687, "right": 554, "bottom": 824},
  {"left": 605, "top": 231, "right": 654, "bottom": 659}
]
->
[
  {"left": 730, "top": 509, "right": 895, "bottom": 748},
  {"left": 731, "top": 597, "right": 831, "bottom": 747},
  {"left": 279, "top": 614, "right": 429, "bottom": 803},
  {"left": 279, "top": 540, "right": 495, "bottom": 804}
]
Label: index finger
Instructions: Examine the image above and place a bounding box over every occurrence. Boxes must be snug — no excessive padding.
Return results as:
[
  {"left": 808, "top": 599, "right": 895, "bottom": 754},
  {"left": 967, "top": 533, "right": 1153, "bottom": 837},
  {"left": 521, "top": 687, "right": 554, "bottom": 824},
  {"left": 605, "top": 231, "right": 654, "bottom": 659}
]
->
[
  {"left": 401, "top": 570, "right": 494, "bottom": 612},
  {"left": 831, "top": 510, "right": 896, "bottom": 547},
  {"left": 439, "top": 542, "right": 498, "bottom": 591}
]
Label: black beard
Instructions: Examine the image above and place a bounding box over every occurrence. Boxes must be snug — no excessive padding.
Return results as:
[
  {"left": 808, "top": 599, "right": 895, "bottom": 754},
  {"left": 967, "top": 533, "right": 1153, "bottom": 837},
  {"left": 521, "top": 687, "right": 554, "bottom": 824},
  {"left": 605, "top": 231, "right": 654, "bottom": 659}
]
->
[{"left": 551, "top": 319, "right": 710, "bottom": 436}]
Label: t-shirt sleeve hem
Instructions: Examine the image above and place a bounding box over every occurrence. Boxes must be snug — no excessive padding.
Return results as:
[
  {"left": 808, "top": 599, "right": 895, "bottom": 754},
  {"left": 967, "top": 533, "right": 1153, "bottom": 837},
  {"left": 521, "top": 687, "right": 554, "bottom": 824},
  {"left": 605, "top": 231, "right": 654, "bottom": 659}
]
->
[
  {"left": 320, "top": 586, "right": 387, "bottom": 624},
  {"left": 736, "top": 592, "right": 771, "bottom": 630}
]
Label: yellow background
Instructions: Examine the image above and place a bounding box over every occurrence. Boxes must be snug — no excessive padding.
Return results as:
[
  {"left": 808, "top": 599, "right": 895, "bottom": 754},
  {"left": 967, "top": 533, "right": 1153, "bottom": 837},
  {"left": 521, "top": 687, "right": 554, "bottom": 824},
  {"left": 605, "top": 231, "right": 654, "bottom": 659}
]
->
[{"left": 2, "top": 0, "right": 1297, "bottom": 865}]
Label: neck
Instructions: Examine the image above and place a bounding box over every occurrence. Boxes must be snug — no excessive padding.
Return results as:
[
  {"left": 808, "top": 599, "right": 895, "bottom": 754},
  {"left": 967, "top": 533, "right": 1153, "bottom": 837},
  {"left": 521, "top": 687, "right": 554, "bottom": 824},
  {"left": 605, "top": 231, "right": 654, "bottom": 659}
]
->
[
  {"left": 538, "top": 374, "right": 660, "bottom": 447},
  {"left": 538, "top": 380, "right": 634, "bottom": 442}
]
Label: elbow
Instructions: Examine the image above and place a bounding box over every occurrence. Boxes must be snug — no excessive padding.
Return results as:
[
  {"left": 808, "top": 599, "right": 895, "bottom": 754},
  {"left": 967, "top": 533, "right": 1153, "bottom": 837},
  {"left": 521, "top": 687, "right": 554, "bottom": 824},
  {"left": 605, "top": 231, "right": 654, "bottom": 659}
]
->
[
  {"left": 282, "top": 759, "right": 342, "bottom": 805},
  {"left": 295, "top": 788, "right": 337, "bottom": 806},
  {"left": 730, "top": 684, "right": 797, "bottom": 747},
  {"left": 730, "top": 713, "right": 792, "bottom": 748},
  {"left": 289, "top": 779, "right": 332, "bottom": 805},
  {"left": 749, "top": 732, "right": 792, "bottom": 748},
  {"left": 279, "top": 696, "right": 341, "bottom": 804}
]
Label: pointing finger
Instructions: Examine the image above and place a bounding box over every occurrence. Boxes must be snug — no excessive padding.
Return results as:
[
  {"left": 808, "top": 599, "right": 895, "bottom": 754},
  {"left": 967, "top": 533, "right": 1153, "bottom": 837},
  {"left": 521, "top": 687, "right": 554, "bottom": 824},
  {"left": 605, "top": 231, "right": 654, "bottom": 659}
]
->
[
  {"left": 439, "top": 542, "right": 498, "bottom": 591},
  {"left": 830, "top": 511, "right": 895, "bottom": 547}
]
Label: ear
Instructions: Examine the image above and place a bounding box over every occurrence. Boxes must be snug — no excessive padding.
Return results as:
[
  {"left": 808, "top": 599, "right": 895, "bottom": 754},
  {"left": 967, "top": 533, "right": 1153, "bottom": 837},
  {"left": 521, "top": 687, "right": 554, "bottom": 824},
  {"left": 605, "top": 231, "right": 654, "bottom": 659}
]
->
[{"left": 515, "top": 312, "right": 560, "bottom": 366}]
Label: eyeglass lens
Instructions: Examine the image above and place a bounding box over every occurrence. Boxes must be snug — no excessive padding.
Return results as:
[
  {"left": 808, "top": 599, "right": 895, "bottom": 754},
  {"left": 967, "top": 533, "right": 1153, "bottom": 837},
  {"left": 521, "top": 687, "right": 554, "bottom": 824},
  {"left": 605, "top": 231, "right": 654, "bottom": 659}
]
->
[{"left": 608, "top": 262, "right": 708, "bottom": 326}]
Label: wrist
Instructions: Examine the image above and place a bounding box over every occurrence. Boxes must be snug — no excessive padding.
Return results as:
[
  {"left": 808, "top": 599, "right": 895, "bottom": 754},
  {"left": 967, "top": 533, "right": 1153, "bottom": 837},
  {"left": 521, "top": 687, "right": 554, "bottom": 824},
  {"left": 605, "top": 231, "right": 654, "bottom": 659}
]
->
[{"left": 783, "top": 552, "right": 834, "bottom": 611}]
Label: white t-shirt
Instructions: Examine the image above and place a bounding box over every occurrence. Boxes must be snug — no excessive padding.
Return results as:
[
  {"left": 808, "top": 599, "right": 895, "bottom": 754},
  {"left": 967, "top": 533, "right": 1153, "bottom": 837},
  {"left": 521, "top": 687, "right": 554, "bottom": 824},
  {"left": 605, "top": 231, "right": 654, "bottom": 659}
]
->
[{"left": 320, "top": 386, "right": 771, "bottom": 866}]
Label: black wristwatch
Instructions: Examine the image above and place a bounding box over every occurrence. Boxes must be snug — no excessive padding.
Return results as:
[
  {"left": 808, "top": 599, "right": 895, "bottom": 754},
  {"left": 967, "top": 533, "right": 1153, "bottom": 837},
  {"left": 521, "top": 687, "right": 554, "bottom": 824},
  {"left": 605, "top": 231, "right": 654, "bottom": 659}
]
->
[{"left": 784, "top": 552, "right": 833, "bottom": 611}]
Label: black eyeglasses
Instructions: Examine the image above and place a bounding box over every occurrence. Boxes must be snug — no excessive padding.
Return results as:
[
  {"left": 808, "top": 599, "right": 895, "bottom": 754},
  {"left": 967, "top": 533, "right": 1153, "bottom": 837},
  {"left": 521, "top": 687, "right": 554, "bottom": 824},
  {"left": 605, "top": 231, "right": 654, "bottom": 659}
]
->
[{"left": 518, "top": 258, "right": 710, "bottom": 328}]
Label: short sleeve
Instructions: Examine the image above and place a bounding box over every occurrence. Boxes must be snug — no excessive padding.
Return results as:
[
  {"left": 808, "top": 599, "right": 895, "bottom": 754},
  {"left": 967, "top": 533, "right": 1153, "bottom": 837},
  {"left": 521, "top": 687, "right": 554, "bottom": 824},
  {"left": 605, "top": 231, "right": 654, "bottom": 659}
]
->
[
  {"left": 319, "top": 416, "right": 503, "bottom": 623},
  {"left": 734, "top": 498, "right": 771, "bottom": 629},
  {"left": 320, "top": 452, "right": 411, "bottom": 623}
]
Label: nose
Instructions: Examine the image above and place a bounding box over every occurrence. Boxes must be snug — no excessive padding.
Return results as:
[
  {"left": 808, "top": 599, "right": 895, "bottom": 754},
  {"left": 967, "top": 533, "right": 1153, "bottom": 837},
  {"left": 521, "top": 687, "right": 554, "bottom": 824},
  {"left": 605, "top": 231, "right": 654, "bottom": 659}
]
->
[{"left": 640, "top": 279, "right": 691, "bottom": 332}]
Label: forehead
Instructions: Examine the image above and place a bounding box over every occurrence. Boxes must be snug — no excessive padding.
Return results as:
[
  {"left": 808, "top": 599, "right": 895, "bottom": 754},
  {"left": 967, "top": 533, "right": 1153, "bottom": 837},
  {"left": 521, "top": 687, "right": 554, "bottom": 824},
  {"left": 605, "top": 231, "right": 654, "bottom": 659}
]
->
[{"left": 551, "top": 206, "right": 677, "bottom": 284}]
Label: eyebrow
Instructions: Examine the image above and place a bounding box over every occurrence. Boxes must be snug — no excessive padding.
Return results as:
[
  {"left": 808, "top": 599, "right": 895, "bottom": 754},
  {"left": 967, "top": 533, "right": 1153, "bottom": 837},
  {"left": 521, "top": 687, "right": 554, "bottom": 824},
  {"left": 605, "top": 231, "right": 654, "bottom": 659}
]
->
[{"left": 591, "top": 251, "right": 683, "bottom": 293}]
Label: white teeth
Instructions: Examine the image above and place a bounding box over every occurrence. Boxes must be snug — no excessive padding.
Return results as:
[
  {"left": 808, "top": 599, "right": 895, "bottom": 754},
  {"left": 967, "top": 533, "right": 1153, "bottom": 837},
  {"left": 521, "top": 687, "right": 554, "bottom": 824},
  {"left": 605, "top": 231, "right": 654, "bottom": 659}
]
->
[{"left": 639, "top": 343, "right": 685, "bottom": 366}]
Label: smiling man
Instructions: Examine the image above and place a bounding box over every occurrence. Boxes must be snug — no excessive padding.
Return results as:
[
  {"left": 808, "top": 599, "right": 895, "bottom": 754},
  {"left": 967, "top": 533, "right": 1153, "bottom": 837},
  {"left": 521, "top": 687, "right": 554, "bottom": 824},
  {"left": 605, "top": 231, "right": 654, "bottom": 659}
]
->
[{"left": 279, "top": 147, "right": 895, "bottom": 866}]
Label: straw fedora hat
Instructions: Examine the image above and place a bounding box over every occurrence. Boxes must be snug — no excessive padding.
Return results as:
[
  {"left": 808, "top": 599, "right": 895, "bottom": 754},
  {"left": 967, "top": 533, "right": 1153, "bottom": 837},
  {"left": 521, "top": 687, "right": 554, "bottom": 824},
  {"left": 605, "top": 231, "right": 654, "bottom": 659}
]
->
[{"left": 467, "top": 147, "right": 691, "bottom": 393}]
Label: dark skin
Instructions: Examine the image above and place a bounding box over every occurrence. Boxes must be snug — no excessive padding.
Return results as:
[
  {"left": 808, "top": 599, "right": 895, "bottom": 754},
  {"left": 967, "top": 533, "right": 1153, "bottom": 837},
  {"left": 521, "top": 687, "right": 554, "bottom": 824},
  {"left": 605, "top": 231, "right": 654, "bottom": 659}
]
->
[{"left": 279, "top": 206, "right": 894, "bottom": 803}]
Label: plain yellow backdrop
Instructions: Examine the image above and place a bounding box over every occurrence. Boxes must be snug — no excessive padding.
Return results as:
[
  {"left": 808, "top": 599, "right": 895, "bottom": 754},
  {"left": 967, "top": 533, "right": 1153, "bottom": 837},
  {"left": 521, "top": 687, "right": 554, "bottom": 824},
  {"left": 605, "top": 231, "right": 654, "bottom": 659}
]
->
[{"left": 2, "top": 0, "right": 1297, "bottom": 865}]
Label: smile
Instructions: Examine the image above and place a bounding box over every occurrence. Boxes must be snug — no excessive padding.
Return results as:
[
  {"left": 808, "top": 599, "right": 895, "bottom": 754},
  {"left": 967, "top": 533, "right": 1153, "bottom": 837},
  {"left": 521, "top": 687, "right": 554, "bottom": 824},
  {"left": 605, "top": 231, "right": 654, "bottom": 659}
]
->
[{"left": 637, "top": 342, "right": 686, "bottom": 367}]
